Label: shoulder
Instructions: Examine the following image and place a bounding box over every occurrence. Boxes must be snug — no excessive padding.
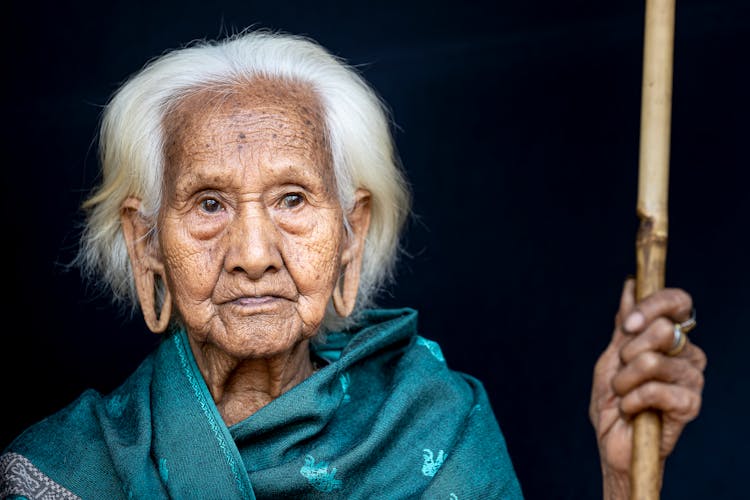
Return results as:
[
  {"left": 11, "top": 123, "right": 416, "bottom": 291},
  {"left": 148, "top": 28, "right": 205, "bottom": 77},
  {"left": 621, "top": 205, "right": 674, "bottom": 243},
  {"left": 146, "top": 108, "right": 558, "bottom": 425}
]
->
[
  {"left": 334, "top": 308, "right": 524, "bottom": 498},
  {"left": 338, "top": 308, "right": 502, "bottom": 417},
  {"left": 5, "top": 351, "right": 156, "bottom": 453},
  {"left": 400, "top": 333, "right": 525, "bottom": 498},
  {"left": 1, "top": 388, "right": 113, "bottom": 499},
  {"left": 1, "top": 354, "right": 157, "bottom": 498},
  {"left": 345, "top": 308, "right": 499, "bottom": 414},
  {"left": 4, "top": 387, "right": 107, "bottom": 458}
]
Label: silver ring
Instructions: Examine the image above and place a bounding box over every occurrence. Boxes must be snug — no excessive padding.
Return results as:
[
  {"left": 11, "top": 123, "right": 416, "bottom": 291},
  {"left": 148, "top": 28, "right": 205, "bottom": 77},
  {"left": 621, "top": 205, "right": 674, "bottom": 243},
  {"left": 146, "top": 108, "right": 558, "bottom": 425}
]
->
[
  {"left": 679, "top": 308, "right": 697, "bottom": 334},
  {"left": 668, "top": 322, "right": 688, "bottom": 356}
]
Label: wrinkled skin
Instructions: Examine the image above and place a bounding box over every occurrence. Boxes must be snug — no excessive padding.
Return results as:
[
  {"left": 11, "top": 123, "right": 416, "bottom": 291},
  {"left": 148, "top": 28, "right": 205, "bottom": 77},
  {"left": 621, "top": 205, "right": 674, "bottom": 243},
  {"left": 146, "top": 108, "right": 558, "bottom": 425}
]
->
[
  {"left": 590, "top": 278, "right": 706, "bottom": 498},
  {"left": 121, "top": 79, "right": 370, "bottom": 426}
]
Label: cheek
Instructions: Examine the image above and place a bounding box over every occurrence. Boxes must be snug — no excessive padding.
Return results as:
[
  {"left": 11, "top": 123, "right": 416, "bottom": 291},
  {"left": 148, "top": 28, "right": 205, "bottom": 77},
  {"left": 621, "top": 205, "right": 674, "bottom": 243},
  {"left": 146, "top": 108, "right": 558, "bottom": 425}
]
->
[
  {"left": 285, "top": 215, "right": 344, "bottom": 295},
  {"left": 294, "top": 241, "right": 339, "bottom": 288},
  {"left": 161, "top": 230, "right": 221, "bottom": 301}
]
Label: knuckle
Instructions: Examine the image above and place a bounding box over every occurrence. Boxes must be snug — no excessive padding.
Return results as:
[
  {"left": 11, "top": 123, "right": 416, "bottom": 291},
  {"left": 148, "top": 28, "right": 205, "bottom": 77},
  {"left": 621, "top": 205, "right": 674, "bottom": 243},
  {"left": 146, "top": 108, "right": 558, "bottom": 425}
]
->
[
  {"left": 620, "top": 392, "right": 639, "bottom": 415},
  {"left": 680, "top": 288, "right": 694, "bottom": 307},
  {"left": 669, "top": 387, "right": 702, "bottom": 420},
  {"left": 664, "top": 288, "right": 692, "bottom": 314},
  {"left": 693, "top": 346, "right": 708, "bottom": 371},
  {"left": 635, "top": 351, "right": 661, "bottom": 373},
  {"left": 610, "top": 368, "right": 632, "bottom": 396},
  {"left": 619, "top": 342, "right": 632, "bottom": 364},
  {"left": 640, "top": 382, "right": 659, "bottom": 404},
  {"left": 686, "top": 391, "right": 702, "bottom": 419},
  {"left": 655, "top": 316, "right": 673, "bottom": 330},
  {"left": 693, "top": 369, "right": 705, "bottom": 392},
  {"left": 610, "top": 375, "right": 624, "bottom": 396},
  {"left": 653, "top": 318, "right": 675, "bottom": 344},
  {"left": 670, "top": 287, "right": 691, "bottom": 303},
  {"left": 673, "top": 390, "right": 691, "bottom": 414}
]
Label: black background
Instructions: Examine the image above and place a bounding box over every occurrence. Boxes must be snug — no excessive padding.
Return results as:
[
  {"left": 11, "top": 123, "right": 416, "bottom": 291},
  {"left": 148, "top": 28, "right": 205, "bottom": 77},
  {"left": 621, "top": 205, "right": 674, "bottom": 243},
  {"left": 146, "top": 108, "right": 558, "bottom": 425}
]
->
[{"left": 2, "top": 1, "right": 748, "bottom": 498}]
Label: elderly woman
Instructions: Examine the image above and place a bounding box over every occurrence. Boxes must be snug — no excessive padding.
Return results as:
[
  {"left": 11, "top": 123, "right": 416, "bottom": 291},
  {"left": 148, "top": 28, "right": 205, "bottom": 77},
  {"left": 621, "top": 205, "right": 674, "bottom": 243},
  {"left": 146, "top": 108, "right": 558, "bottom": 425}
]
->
[{"left": 1, "top": 30, "right": 704, "bottom": 499}]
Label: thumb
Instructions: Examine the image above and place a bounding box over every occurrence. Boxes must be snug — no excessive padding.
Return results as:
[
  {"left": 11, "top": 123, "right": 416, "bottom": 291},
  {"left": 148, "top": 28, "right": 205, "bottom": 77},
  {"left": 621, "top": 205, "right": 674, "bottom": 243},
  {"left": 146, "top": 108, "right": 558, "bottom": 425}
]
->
[{"left": 610, "top": 277, "right": 636, "bottom": 347}]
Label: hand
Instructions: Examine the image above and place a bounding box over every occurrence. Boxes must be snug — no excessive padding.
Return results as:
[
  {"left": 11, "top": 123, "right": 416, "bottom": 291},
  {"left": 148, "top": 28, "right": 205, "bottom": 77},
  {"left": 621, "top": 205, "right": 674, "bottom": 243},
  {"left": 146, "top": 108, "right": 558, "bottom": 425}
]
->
[{"left": 589, "top": 278, "right": 706, "bottom": 498}]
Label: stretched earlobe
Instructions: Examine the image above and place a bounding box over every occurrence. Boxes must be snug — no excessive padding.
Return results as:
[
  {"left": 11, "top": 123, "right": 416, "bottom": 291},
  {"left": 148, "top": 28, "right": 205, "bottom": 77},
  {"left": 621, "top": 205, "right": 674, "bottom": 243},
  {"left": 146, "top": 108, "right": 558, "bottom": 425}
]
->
[
  {"left": 333, "top": 264, "right": 359, "bottom": 317},
  {"left": 121, "top": 197, "right": 172, "bottom": 333},
  {"left": 333, "top": 189, "right": 371, "bottom": 318},
  {"left": 138, "top": 270, "right": 173, "bottom": 333}
]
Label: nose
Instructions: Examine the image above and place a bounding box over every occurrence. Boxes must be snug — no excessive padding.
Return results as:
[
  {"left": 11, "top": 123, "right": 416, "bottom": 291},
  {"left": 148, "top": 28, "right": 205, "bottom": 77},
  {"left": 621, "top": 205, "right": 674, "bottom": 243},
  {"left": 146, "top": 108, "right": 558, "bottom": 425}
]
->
[{"left": 223, "top": 205, "right": 283, "bottom": 279}]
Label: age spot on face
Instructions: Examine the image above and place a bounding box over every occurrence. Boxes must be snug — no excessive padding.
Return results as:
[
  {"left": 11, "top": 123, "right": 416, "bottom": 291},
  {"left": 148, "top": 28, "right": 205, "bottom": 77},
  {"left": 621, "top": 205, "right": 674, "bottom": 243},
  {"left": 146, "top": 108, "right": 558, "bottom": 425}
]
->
[{"left": 157, "top": 77, "right": 344, "bottom": 361}]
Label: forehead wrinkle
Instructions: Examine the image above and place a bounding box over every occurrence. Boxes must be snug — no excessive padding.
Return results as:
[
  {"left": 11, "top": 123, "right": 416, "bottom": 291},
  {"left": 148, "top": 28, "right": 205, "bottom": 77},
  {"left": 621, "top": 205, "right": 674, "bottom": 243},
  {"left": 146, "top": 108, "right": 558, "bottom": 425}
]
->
[
  {"left": 163, "top": 78, "right": 335, "bottom": 197},
  {"left": 218, "top": 113, "right": 322, "bottom": 158}
]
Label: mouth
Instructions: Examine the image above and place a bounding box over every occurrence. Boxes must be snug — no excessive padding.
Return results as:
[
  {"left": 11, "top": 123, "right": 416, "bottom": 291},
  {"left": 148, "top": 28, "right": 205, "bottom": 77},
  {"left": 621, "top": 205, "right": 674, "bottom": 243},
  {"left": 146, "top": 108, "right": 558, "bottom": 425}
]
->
[
  {"left": 234, "top": 296, "right": 279, "bottom": 306},
  {"left": 223, "top": 295, "right": 291, "bottom": 314}
]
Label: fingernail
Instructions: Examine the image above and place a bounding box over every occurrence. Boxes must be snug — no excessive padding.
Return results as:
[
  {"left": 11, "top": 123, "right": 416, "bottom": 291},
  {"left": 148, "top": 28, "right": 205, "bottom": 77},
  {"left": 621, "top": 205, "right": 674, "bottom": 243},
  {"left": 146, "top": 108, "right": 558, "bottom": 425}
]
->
[{"left": 624, "top": 311, "right": 644, "bottom": 332}]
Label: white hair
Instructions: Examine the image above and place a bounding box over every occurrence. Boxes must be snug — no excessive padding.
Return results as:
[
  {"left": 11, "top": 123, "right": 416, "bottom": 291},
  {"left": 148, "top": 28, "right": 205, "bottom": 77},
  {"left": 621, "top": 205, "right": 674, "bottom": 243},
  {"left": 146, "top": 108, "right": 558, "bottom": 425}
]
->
[{"left": 75, "top": 28, "right": 411, "bottom": 333}]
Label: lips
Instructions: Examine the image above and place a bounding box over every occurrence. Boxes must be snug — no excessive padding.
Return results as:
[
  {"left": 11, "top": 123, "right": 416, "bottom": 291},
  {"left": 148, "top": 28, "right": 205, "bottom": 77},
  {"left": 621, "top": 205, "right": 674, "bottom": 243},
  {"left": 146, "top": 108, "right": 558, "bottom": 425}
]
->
[
  {"left": 218, "top": 289, "right": 297, "bottom": 310},
  {"left": 220, "top": 295, "right": 293, "bottom": 316},
  {"left": 233, "top": 296, "right": 280, "bottom": 306},
  {"left": 217, "top": 287, "right": 297, "bottom": 305}
]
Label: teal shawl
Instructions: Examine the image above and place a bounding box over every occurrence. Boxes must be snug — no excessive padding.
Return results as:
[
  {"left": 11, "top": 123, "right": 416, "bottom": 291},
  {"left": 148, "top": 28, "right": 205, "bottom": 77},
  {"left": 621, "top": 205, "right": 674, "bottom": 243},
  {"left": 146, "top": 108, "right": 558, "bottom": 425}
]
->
[{"left": 1, "top": 308, "right": 523, "bottom": 499}]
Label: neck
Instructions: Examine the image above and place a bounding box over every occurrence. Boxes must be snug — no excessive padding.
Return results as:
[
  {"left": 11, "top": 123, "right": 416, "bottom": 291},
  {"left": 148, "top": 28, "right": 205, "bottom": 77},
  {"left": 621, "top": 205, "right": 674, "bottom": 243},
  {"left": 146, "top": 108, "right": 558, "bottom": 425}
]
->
[{"left": 188, "top": 337, "right": 316, "bottom": 427}]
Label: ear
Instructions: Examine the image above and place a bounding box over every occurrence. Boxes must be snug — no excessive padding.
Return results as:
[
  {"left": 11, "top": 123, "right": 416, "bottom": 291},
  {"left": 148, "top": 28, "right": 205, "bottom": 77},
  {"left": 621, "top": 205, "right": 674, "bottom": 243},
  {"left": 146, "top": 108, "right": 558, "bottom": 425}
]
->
[
  {"left": 121, "top": 197, "right": 172, "bottom": 333},
  {"left": 333, "top": 189, "right": 372, "bottom": 317}
]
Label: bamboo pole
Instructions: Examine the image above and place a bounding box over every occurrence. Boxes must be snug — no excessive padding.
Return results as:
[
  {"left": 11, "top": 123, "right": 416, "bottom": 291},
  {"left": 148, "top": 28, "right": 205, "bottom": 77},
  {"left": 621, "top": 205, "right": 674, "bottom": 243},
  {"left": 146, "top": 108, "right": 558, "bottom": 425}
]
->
[{"left": 632, "top": 0, "right": 676, "bottom": 498}]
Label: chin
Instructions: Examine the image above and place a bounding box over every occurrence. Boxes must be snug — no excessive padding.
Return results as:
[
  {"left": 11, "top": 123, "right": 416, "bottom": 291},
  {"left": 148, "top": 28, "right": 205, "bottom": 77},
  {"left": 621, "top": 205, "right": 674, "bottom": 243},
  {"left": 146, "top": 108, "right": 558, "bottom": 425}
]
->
[{"left": 215, "top": 316, "right": 309, "bottom": 358}]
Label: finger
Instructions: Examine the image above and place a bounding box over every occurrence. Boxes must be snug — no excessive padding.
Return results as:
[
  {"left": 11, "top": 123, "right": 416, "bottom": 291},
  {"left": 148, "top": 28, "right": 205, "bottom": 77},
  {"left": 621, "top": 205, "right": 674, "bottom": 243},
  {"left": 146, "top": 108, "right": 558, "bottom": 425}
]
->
[
  {"left": 619, "top": 317, "right": 676, "bottom": 363},
  {"left": 616, "top": 277, "right": 636, "bottom": 326},
  {"left": 623, "top": 287, "right": 693, "bottom": 334},
  {"left": 684, "top": 341, "right": 708, "bottom": 372},
  {"left": 620, "top": 381, "right": 702, "bottom": 422},
  {"left": 611, "top": 351, "right": 705, "bottom": 397},
  {"left": 609, "top": 278, "right": 636, "bottom": 349}
]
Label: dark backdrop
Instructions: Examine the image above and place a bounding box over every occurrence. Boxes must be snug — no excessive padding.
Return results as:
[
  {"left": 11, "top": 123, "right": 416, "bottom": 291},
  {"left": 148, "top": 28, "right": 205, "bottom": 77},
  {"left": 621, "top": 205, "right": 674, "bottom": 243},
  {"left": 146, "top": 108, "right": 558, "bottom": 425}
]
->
[{"left": 3, "top": 1, "right": 748, "bottom": 498}]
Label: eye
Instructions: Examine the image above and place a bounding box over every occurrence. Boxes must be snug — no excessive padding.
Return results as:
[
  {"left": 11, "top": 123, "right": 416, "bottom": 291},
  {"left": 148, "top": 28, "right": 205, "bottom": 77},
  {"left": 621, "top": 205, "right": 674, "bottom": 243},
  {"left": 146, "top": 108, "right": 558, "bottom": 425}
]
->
[
  {"left": 199, "top": 197, "right": 223, "bottom": 213},
  {"left": 280, "top": 193, "right": 305, "bottom": 209}
]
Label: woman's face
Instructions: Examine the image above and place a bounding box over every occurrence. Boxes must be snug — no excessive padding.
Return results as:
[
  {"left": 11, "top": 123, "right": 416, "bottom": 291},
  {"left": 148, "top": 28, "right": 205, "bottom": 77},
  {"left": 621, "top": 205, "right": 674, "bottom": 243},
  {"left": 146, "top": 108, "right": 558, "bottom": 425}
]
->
[{"left": 158, "top": 80, "right": 344, "bottom": 359}]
